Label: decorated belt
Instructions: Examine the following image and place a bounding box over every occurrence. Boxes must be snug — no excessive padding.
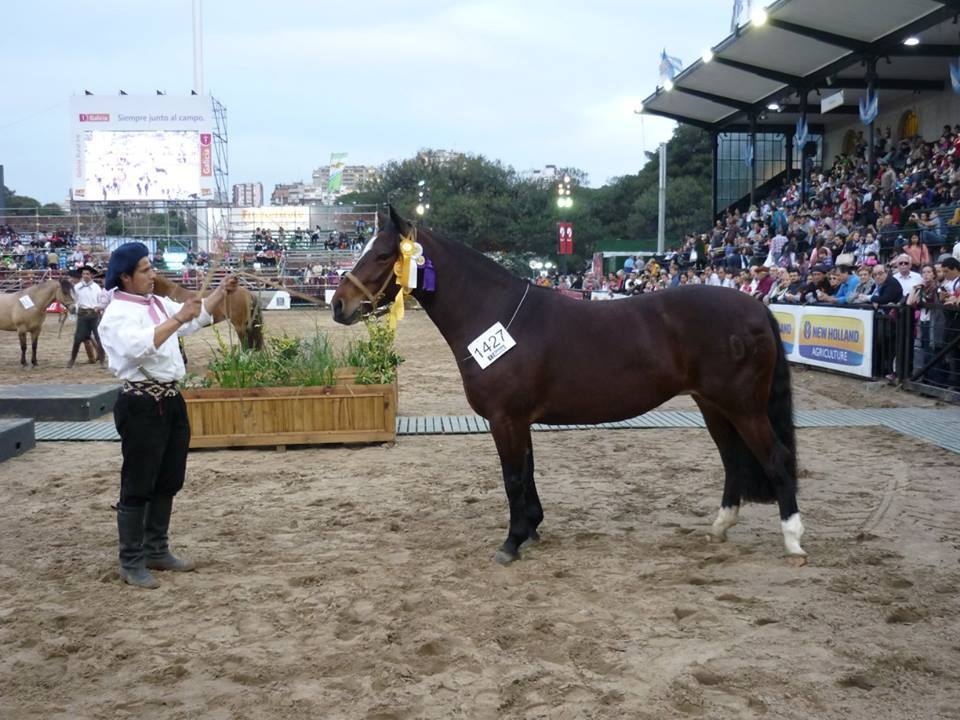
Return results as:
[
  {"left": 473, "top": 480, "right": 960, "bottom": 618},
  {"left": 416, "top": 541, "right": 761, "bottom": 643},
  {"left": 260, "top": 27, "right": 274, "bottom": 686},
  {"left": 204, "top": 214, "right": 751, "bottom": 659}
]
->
[{"left": 121, "top": 379, "right": 180, "bottom": 400}]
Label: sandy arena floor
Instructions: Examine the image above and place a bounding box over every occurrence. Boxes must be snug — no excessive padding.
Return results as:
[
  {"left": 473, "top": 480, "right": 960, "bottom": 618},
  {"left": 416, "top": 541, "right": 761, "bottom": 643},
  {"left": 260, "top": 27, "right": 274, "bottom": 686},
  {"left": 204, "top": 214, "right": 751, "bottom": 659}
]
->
[{"left": 0, "top": 307, "right": 958, "bottom": 719}]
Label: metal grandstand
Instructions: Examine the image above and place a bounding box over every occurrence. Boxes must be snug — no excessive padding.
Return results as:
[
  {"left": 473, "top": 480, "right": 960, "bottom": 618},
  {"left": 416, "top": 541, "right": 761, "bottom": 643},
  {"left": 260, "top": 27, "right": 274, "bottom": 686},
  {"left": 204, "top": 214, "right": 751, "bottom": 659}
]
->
[{"left": 639, "top": 0, "right": 960, "bottom": 214}]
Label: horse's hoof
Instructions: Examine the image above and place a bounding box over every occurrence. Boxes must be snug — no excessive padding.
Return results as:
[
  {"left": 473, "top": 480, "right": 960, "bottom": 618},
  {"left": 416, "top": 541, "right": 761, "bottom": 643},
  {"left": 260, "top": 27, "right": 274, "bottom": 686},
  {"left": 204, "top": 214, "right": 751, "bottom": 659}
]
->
[
  {"left": 706, "top": 531, "right": 727, "bottom": 543},
  {"left": 786, "top": 554, "right": 808, "bottom": 568},
  {"left": 520, "top": 530, "right": 540, "bottom": 550},
  {"left": 494, "top": 549, "right": 518, "bottom": 565}
]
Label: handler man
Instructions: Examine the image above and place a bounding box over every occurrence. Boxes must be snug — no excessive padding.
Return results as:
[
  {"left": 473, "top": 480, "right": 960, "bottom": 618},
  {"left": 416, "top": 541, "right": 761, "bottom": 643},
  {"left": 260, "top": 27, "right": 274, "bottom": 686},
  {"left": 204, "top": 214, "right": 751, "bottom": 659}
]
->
[
  {"left": 98, "top": 242, "right": 237, "bottom": 589},
  {"left": 67, "top": 265, "right": 106, "bottom": 368}
]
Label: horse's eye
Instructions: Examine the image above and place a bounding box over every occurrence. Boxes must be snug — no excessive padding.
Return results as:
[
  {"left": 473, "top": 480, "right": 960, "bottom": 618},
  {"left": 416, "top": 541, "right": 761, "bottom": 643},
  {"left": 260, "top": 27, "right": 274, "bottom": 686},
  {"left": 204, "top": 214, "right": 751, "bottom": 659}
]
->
[{"left": 376, "top": 252, "right": 392, "bottom": 262}]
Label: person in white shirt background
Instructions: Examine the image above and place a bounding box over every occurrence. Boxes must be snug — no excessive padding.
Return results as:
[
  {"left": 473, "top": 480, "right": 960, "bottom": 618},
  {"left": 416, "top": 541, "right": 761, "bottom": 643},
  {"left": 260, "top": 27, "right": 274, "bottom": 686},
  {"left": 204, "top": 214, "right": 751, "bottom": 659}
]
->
[
  {"left": 891, "top": 253, "right": 922, "bottom": 298},
  {"left": 67, "top": 264, "right": 106, "bottom": 368},
  {"left": 98, "top": 242, "right": 237, "bottom": 589}
]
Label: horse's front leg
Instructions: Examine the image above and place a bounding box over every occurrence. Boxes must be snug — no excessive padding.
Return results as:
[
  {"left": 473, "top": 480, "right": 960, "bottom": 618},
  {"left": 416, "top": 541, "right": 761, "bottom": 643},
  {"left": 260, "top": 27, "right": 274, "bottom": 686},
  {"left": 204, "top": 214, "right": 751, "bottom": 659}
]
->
[
  {"left": 30, "top": 331, "right": 39, "bottom": 367},
  {"left": 521, "top": 439, "right": 544, "bottom": 547},
  {"left": 490, "top": 418, "right": 533, "bottom": 565},
  {"left": 18, "top": 331, "right": 28, "bottom": 367}
]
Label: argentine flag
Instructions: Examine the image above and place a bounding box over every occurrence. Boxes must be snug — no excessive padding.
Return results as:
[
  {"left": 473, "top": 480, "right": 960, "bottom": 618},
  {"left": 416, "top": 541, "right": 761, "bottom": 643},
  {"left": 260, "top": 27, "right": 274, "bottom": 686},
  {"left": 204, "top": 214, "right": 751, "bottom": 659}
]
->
[{"left": 659, "top": 49, "right": 683, "bottom": 86}]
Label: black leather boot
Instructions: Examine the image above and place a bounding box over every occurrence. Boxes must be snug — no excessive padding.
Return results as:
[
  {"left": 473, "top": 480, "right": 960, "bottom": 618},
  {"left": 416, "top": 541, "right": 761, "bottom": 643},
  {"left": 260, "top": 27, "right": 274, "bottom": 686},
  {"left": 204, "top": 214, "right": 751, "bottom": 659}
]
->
[
  {"left": 117, "top": 504, "right": 160, "bottom": 589},
  {"left": 144, "top": 496, "right": 196, "bottom": 572}
]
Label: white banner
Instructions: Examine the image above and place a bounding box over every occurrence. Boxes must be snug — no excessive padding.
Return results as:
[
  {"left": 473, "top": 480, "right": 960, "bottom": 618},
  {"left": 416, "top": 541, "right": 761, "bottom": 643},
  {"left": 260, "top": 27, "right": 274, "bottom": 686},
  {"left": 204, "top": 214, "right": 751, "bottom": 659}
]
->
[{"left": 770, "top": 304, "right": 874, "bottom": 378}]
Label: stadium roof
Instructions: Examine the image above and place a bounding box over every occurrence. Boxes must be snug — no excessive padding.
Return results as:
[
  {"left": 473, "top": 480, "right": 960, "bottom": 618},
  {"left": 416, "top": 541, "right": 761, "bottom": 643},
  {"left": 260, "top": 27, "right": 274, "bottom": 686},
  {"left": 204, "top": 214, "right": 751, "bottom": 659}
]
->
[{"left": 639, "top": 0, "right": 960, "bottom": 133}]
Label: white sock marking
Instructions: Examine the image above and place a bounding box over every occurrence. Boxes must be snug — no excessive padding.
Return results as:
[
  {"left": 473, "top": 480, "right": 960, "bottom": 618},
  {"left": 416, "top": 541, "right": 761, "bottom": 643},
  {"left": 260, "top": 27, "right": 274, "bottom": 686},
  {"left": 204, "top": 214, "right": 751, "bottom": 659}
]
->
[{"left": 781, "top": 512, "right": 806, "bottom": 556}]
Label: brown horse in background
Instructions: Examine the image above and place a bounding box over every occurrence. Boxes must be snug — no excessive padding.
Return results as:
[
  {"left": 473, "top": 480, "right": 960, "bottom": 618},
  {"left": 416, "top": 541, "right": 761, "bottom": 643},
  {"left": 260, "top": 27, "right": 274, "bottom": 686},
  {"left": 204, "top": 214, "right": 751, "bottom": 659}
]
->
[
  {"left": 0, "top": 278, "right": 77, "bottom": 367},
  {"left": 333, "top": 207, "right": 805, "bottom": 567},
  {"left": 154, "top": 275, "right": 264, "bottom": 350}
]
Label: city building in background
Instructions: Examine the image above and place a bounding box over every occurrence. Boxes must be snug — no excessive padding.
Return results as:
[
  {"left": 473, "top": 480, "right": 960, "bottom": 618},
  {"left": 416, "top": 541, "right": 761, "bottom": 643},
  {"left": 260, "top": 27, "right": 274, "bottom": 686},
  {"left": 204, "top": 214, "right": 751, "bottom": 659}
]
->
[{"left": 232, "top": 182, "right": 263, "bottom": 207}]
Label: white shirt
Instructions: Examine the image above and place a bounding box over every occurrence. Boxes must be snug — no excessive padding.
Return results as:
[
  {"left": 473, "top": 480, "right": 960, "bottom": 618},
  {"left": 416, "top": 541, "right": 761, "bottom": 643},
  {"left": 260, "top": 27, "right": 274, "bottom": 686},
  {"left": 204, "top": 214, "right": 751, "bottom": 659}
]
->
[
  {"left": 894, "top": 270, "right": 922, "bottom": 297},
  {"left": 98, "top": 292, "right": 212, "bottom": 382},
  {"left": 74, "top": 280, "right": 105, "bottom": 310}
]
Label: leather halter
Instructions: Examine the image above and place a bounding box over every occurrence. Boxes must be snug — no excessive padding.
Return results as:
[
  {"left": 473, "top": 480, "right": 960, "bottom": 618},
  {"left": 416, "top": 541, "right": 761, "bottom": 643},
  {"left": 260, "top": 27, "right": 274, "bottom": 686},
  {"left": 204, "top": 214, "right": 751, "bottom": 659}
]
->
[{"left": 343, "top": 268, "right": 396, "bottom": 318}]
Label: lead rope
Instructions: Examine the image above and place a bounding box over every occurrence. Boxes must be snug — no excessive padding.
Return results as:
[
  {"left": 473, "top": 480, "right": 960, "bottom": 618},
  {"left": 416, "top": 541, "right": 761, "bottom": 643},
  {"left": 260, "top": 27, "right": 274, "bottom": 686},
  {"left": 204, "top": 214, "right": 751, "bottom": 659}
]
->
[{"left": 458, "top": 283, "right": 530, "bottom": 362}]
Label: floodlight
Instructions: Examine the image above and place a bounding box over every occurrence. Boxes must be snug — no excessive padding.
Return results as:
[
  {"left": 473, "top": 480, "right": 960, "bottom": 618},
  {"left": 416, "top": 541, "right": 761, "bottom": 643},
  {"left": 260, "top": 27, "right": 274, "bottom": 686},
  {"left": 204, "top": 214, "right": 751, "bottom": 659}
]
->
[{"left": 701, "top": 49, "right": 714, "bottom": 63}]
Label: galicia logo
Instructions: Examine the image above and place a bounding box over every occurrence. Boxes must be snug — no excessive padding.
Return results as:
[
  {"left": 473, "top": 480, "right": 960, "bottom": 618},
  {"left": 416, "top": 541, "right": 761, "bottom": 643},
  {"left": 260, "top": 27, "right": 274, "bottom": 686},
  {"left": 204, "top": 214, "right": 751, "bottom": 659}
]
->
[{"left": 79, "top": 113, "right": 109, "bottom": 122}]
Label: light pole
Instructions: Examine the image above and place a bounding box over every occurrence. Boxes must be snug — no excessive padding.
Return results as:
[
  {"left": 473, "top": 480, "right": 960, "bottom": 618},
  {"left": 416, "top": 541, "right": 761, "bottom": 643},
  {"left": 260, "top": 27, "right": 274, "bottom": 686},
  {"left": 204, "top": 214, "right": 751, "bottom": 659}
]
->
[
  {"left": 415, "top": 179, "right": 430, "bottom": 226},
  {"left": 529, "top": 259, "right": 544, "bottom": 280},
  {"left": 556, "top": 173, "right": 573, "bottom": 274}
]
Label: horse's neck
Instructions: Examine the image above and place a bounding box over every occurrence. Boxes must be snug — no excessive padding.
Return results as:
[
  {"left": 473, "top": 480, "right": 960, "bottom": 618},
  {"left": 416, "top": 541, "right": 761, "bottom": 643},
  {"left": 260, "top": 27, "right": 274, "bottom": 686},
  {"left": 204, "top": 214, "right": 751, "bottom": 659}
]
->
[
  {"left": 31, "top": 281, "right": 58, "bottom": 306},
  {"left": 413, "top": 231, "right": 524, "bottom": 352},
  {"left": 155, "top": 276, "right": 193, "bottom": 302}
]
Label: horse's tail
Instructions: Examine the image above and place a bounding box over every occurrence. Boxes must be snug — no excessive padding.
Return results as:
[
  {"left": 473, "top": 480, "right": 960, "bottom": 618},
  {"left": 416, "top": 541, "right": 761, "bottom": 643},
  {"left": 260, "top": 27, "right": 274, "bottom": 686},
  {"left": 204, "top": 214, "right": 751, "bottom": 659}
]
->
[
  {"left": 732, "top": 310, "right": 797, "bottom": 504},
  {"left": 243, "top": 292, "right": 265, "bottom": 350},
  {"left": 764, "top": 308, "right": 797, "bottom": 491}
]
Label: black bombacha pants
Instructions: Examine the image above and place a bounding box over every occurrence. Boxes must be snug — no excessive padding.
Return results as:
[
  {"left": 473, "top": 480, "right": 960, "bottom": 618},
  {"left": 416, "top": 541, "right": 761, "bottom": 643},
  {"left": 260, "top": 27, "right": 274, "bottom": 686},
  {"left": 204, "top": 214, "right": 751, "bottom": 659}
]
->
[{"left": 113, "top": 391, "right": 191, "bottom": 507}]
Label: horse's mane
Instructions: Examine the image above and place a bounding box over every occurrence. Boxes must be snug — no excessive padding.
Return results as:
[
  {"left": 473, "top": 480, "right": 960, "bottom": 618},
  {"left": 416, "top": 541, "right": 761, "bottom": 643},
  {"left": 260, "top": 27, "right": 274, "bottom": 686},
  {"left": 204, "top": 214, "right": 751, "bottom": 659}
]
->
[{"left": 414, "top": 225, "right": 523, "bottom": 287}]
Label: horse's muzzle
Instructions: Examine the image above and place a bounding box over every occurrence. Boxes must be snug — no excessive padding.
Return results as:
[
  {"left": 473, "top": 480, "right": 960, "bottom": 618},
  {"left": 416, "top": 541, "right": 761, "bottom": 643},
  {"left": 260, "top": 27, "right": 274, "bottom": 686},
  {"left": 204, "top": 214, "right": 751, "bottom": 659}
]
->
[{"left": 332, "top": 298, "right": 359, "bottom": 325}]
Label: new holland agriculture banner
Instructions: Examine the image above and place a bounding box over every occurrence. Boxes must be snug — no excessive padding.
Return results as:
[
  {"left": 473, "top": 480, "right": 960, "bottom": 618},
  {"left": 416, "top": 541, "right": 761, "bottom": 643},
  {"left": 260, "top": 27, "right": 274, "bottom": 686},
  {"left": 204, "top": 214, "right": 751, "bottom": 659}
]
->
[{"left": 770, "top": 305, "right": 874, "bottom": 378}]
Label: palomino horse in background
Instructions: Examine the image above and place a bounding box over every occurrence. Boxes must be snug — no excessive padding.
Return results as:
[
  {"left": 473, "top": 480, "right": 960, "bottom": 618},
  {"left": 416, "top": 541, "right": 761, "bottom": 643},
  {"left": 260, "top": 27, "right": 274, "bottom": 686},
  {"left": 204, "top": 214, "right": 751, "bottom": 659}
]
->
[
  {"left": 333, "top": 207, "right": 805, "bottom": 566},
  {"left": 0, "top": 278, "right": 77, "bottom": 367},
  {"left": 153, "top": 274, "right": 264, "bottom": 350}
]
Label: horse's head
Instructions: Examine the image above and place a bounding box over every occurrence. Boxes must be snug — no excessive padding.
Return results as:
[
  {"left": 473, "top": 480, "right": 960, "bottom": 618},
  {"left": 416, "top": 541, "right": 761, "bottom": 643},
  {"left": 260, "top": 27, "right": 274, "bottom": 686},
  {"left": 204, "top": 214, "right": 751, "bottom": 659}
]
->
[
  {"left": 331, "top": 206, "right": 411, "bottom": 325},
  {"left": 57, "top": 277, "right": 77, "bottom": 311}
]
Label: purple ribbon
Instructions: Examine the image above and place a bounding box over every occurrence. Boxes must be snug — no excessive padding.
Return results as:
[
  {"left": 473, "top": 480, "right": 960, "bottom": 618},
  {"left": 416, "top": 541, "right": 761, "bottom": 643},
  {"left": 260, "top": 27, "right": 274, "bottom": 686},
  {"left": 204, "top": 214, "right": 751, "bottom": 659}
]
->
[{"left": 422, "top": 257, "right": 436, "bottom": 291}]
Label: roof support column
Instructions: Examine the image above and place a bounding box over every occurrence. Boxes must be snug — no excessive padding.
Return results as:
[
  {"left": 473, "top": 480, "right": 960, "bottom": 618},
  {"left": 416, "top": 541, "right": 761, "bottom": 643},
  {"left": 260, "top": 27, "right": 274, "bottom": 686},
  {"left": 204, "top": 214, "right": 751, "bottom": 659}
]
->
[
  {"left": 865, "top": 56, "right": 878, "bottom": 183},
  {"left": 785, "top": 127, "right": 794, "bottom": 187},
  {"left": 749, "top": 114, "right": 757, "bottom": 208},
  {"left": 711, "top": 130, "right": 718, "bottom": 220},
  {"left": 799, "top": 92, "right": 808, "bottom": 204}
]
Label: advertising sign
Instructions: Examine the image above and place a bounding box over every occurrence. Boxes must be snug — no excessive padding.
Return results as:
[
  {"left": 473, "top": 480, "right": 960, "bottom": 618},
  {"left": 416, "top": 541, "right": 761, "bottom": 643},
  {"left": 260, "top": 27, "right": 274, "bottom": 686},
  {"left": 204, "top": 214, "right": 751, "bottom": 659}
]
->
[
  {"left": 70, "top": 95, "right": 215, "bottom": 202},
  {"left": 771, "top": 304, "right": 873, "bottom": 378}
]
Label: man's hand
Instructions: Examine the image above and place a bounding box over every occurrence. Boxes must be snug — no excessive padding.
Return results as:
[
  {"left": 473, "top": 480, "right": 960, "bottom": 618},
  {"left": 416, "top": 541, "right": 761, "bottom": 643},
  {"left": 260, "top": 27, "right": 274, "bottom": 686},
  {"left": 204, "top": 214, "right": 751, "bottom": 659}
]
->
[
  {"left": 219, "top": 274, "right": 239, "bottom": 294},
  {"left": 176, "top": 297, "right": 203, "bottom": 322}
]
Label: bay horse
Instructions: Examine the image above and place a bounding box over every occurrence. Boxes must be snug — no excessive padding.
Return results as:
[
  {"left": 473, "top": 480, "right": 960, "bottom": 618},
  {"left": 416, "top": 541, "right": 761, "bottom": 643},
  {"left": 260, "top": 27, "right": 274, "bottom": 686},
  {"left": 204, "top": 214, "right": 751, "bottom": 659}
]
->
[
  {"left": 0, "top": 278, "right": 77, "bottom": 367},
  {"left": 332, "top": 207, "right": 805, "bottom": 566},
  {"left": 153, "top": 274, "right": 264, "bottom": 350}
]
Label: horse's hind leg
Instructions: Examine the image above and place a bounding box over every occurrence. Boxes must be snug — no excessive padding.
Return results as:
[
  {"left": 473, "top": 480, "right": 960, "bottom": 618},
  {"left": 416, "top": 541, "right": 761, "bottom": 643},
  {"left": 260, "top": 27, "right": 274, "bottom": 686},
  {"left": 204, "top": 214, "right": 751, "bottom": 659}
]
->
[
  {"left": 728, "top": 413, "right": 806, "bottom": 563},
  {"left": 695, "top": 398, "right": 749, "bottom": 542},
  {"left": 489, "top": 418, "right": 535, "bottom": 565}
]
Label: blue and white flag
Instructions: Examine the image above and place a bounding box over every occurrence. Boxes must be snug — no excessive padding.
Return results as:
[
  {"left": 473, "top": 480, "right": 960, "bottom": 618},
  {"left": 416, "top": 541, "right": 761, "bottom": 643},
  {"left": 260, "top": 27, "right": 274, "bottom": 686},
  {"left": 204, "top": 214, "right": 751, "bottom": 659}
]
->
[
  {"left": 731, "top": 0, "right": 752, "bottom": 32},
  {"left": 744, "top": 140, "right": 754, "bottom": 167},
  {"left": 659, "top": 49, "right": 683, "bottom": 85},
  {"left": 794, "top": 117, "right": 809, "bottom": 149},
  {"left": 859, "top": 90, "right": 879, "bottom": 125},
  {"left": 950, "top": 59, "right": 960, "bottom": 95}
]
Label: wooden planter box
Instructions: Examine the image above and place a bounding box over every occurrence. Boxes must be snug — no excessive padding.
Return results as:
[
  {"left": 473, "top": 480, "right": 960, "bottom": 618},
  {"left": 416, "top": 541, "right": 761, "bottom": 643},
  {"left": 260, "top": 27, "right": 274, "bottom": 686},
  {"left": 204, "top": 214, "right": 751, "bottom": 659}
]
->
[{"left": 182, "top": 380, "right": 396, "bottom": 449}]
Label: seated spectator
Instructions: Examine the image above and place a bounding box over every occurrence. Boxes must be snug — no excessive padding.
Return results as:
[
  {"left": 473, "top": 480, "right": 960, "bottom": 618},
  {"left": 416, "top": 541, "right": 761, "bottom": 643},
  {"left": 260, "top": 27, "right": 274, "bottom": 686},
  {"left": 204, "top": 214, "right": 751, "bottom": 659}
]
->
[
  {"left": 800, "top": 265, "right": 829, "bottom": 304},
  {"left": 848, "top": 266, "right": 877, "bottom": 304},
  {"left": 764, "top": 267, "right": 791, "bottom": 305},
  {"left": 752, "top": 264, "right": 775, "bottom": 300},
  {"left": 819, "top": 256, "right": 860, "bottom": 304},
  {"left": 870, "top": 265, "right": 903, "bottom": 306},
  {"left": 817, "top": 269, "right": 842, "bottom": 303}
]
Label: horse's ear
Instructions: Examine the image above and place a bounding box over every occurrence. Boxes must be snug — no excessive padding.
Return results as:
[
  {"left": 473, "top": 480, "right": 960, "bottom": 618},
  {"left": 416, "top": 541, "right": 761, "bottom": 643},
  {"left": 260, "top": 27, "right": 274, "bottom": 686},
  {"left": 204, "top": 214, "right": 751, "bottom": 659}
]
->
[
  {"left": 388, "top": 204, "right": 412, "bottom": 237},
  {"left": 376, "top": 207, "right": 389, "bottom": 230}
]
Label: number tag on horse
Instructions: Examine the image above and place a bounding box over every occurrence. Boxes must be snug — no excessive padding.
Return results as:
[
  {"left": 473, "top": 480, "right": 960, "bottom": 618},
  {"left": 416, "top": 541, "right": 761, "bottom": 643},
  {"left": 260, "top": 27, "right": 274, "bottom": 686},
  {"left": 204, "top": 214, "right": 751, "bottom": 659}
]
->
[
  {"left": 468, "top": 322, "right": 516, "bottom": 369},
  {"left": 19, "top": 296, "right": 35, "bottom": 310}
]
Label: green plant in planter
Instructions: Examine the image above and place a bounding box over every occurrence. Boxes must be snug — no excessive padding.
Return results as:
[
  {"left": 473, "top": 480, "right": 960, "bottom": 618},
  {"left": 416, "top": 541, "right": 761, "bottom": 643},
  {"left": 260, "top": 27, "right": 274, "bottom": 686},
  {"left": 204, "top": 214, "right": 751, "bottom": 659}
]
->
[
  {"left": 205, "top": 328, "right": 337, "bottom": 388},
  {"left": 344, "top": 320, "right": 404, "bottom": 385}
]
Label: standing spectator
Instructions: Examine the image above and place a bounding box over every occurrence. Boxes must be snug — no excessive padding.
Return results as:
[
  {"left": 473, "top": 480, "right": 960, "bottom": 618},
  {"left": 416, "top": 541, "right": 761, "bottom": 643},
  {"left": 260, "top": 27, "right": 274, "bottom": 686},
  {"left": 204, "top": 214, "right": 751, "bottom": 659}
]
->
[
  {"left": 67, "top": 265, "right": 106, "bottom": 368},
  {"left": 892, "top": 253, "right": 922, "bottom": 297},
  {"left": 903, "top": 233, "right": 930, "bottom": 270}
]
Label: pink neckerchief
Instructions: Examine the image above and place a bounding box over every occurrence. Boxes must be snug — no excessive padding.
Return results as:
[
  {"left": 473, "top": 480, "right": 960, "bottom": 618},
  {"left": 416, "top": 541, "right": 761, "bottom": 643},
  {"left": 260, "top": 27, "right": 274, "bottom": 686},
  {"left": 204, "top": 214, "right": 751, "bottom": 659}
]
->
[{"left": 112, "top": 290, "right": 169, "bottom": 325}]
